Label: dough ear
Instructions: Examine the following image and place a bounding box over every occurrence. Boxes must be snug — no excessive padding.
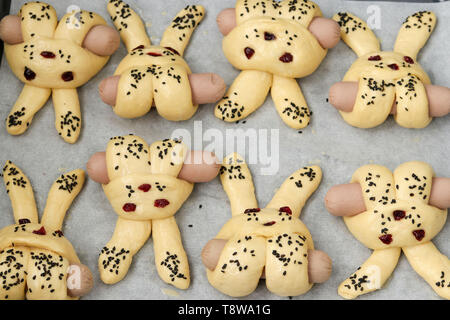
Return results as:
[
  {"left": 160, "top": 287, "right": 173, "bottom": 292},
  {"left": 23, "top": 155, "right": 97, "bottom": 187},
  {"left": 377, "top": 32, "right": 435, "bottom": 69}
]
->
[
  {"left": 107, "top": 0, "right": 151, "bottom": 52},
  {"left": 220, "top": 153, "right": 258, "bottom": 217},
  {"left": 333, "top": 12, "right": 380, "bottom": 57},
  {"left": 2, "top": 161, "right": 38, "bottom": 224},
  {"left": 149, "top": 139, "right": 187, "bottom": 177},
  {"left": 160, "top": 5, "right": 205, "bottom": 57},
  {"left": 266, "top": 166, "right": 322, "bottom": 218},
  {"left": 394, "top": 11, "right": 436, "bottom": 60},
  {"left": 41, "top": 169, "right": 85, "bottom": 230},
  {"left": 18, "top": 2, "right": 57, "bottom": 41}
]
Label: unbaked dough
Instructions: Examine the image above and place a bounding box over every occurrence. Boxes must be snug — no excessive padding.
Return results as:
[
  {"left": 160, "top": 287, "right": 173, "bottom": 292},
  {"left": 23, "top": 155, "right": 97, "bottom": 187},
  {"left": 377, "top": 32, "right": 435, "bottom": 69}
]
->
[
  {"left": 99, "top": 135, "right": 193, "bottom": 289},
  {"left": 107, "top": 0, "right": 204, "bottom": 120},
  {"left": 206, "top": 153, "right": 322, "bottom": 297},
  {"left": 333, "top": 11, "right": 436, "bottom": 128},
  {"left": 338, "top": 161, "right": 449, "bottom": 299},
  {"left": 0, "top": 161, "right": 85, "bottom": 300},
  {"left": 4, "top": 2, "right": 112, "bottom": 143},
  {"left": 215, "top": 0, "right": 327, "bottom": 129}
]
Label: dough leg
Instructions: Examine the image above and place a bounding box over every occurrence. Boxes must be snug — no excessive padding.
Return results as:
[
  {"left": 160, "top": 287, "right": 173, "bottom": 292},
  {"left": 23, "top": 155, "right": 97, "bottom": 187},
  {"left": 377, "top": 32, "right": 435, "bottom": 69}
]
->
[
  {"left": 271, "top": 76, "right": 311, "bottom": 129},
  {"left": 338, "top": 247, "right": 401, "bottom": 299},
  {"left": 99, "top": 217, "right": 151, "bottom": 284},
  {"left": 265, "top": 233, "right": 311, "bottom": 296},
  {"left": 153, "top": 64, "right": 197, "bottom": 121},
  {"left": 26, "top": 248, "right": 70, "bottom": 300},
  {"left": 403, "top": 242, "right": 450, "bottom": 299},
  {"left": 52, "top": 88, "right": 81, "bottom": 144},
  {"left": 152, "top": 217, "right": 190, "bottom": 289},
  {"left": 0, "top": 246, "right": 29, "bottom": 300},
  {"left": 206, "top": 235, "right": 266, "bottom": 297},
  {"left": 6, "top": 85, "right": 51, "bottom": 135},
  {"left": 215, "top": 70, "right": 272, "bottom": 122}
]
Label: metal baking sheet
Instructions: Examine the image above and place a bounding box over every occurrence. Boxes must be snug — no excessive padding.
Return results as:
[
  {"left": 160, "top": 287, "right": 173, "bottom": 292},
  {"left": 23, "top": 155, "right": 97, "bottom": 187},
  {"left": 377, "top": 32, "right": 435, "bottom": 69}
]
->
[{"left": 0, "top": 0, "right": 448, "bottom": 300}]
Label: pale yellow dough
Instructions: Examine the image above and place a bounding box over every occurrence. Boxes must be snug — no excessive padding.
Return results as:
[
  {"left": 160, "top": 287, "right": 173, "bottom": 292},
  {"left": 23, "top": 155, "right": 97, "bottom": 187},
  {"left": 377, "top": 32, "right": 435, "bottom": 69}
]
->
[
  {"left": 333, "top": 11, "right": 436, "bottom": 128},
  {"left": 0, "top": 161, "right": 85, "bottom": 300},
  {"left": 4, "top": 2, "right": 111, "bottom": 143},
  {"left": 107, "top": 0, "right": 204, "bottom": 121},
  {"left": 339, "top": 161, "right": 449, "bottom": 299},
  {"left": 206, "top": 153, "right": 323, "bottom": 297},
  {"left": 215, "top": 0, "right": 326, "bottom": 129},
  {"left": 99, "top": 135, "right": 193, "bottom": 289}
]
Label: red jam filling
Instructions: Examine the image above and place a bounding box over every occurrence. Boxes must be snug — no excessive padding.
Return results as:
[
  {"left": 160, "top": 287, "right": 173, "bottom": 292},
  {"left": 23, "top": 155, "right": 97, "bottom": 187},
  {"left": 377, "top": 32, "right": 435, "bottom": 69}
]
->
[
  {"left": 133, "top": 45, "right": 145, "bottom": 50},
  {"left": 33, "top": 226, "right": 46, "bottom": 235},
  {"left": 412, "top": 229, "right": 425, "bottom": 241},
  {"left": 263, "top": 221, "right": 276, "bottom": 226},
  {"left": 61, "top": 71, "right": 74, "bottom": 82},
  {"left": 24, "top": 67, "right": 36, "bottom": 80},
  {"left": 138, "top": 184, "right": 151, "bottom": 192},
  {"left": 165, "top": 46, "right": 180, "bottom": 55},
  {"left": 40, "top": 51, "right": 56, "bottom": 58},
  {"left": 368, "top": 55, "right": 382, "bottom": 61},
  {"left": 154, "top": 199, "right": 170, "bottom": 208},
  {"left": 279, "top": 206, "right": 292, "bottom": 215},
  {"left": 388, "top": 63, "right": 399, "bottom": 70},
  {"left": 147, "top": 52, "right": 162, "bottom": 57},
  {"left": 244, "top": 47, "right": 255, "bottom": 59},
  {"left": 403, "top": 56, "right": 414, "bottom": 64},
  {"left": 123, "top": 203, "right": 136, "bottom": 212},
  {"left": 18, "top": 219, "right": 31, "bottom": 224},
  {"left": 379, "top": 234, "right": 393, "bottom": 244},
  {"left": 393, "top": 210, "right": 406, "bottom": 221},
  {"left": 244, "top": 208, "right": 261, "bottom": 213},
  {"left": 279, "top": 53, "right": 293, "bottom": 63},
  {"left": 264, "top": 32, "right": 276, "bottom": 40}
]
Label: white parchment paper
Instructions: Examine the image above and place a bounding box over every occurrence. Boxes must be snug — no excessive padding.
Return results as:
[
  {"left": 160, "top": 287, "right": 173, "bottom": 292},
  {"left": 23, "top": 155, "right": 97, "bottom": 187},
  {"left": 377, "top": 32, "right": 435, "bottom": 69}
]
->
[{"left": 0, "top": 0, "right": 448, "bottom": 300}]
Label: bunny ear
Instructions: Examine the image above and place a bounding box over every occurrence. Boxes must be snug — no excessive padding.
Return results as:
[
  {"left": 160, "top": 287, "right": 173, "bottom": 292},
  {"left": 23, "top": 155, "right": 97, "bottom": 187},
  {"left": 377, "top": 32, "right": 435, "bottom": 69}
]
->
[
  {"left": 266, "top": 166, "right": 322, "bottom": 218},
  {"left": 2, "top": 161, "right": 38, "bottom": 224},
  {"left": 149, "top": 139, "right": 187, "bottom": 177},
  {"left": 107, "top": 0, "right": 151, "bottom": 52},
  {"left": 18, "top": 2, "right": 57, "bottom": 41},
  {"left": 394, "top": 11, "right": 436, "bottom": 60},
  {"left": 220, "top": 153, "right": 258, "bottom": 217},
  {"left": 160, "top": 5, "right": 205, "bottom": 57},
  {"left": 41, "top": 169, "right": 85, "bottom": 231},
  {"left": 333, "top": 12, "right": 380, "bottom": 57},
  {"left": 106, "top": 135, "right": 152, "bottom": 181}
]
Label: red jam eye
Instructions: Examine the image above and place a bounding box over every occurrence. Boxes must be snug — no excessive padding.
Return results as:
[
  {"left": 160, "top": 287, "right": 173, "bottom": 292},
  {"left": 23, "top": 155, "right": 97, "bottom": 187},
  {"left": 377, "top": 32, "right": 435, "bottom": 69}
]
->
[
  {"left": 244, "top": 208, "right": 260, "bottom": 213},
  {"left": 388, "top": 63, "right": 399, "bottom": 70},
  {"left": 263, "top": 221, "right": 276, "bottom": 226},
  {"left": 40, "top": 51, "right": 56, "bottom": 58},
  {"left": 244, "top": 47, "right": 255, "bottom": 59},
  {"left": 264, "top": 32, "right": 276, "bottom": 40},
  {"left": 279, "top": 206, "right": 292, "bottom": 215},
  {"left": 18, "top": 219, "right": 31, "bottom": 224},
  {"left": 33, "top": 226, "right": 46, "bottom": 235},
  {"left": 279, "top": 53, "right": 293, "bottom": 63},
  {"left": 61, "top": 71, "right": 74, "bottom": 81},
  {"left": 164, "top": 46, "right": 180, "bottom": 55},
  {"left": 403, "top": 56, "right": 414, "bottom": 64},
  {"left": 138, "top": 184, "right": 151, "bottom": 192},
  {"left": 368, "top": 55, "right": 382, "bottom": 61},
  {"left": 147, "top": 52, "right": 162, "bottom": 57},
  {"left": 393, "top": 210, "right": 406, "bottom": 221},
  {"left": 133, "top": 45, "right": 145, "bottom": 50},
  {"left": 379, "top": 234, "right": 393, "bottom": 244},
  {"left": 123, "top": 203, "right": 136, "bottom": 212},
  {"left": 24, "top": 67, "right": 36, "bottom": 80},
  {"left": 154, "top": 199, "right": 170, "bottom": 208},
  {"left": 412, "top": 229, "right": 425, "bottom": 241}
]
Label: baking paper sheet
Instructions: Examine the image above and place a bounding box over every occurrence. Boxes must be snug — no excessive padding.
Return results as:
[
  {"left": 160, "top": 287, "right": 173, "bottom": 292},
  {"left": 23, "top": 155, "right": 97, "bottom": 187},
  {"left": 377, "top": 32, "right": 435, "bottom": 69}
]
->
[{"left": 0, "top": 0, "right": 448, "bottom": 300}]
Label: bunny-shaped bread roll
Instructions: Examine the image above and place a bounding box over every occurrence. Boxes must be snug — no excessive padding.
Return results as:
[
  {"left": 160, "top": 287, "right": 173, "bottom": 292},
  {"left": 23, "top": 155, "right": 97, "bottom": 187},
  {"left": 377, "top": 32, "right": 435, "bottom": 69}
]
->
[
  {"left": 0, "top": 2, "right": 119, "bottom": 143},
  {"left": 203, "top": 153, "right": 331, "bottom": 297},
  {"left": 0, "top": 161, "right": 93, "bottom": 300},
  {"left": 96, "top": 135, "right": 202, "bottom": 289},
  {"left": 329, "top": 12, "right": 449, "bottom": 128},
  {"left": 215, "top": 0, "right": 340, "bottom": 129},
  {"left": 327, "top": 162, "right": 449, "bottom": 299},
  {"left": 100, "top": 0, "right": 225, "bottom": 120}
]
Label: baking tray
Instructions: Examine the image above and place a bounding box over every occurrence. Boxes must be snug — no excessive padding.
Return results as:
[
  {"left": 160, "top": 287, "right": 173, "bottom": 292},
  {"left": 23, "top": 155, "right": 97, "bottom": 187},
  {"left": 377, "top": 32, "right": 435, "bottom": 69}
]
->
[{"left": 0, "top": 0, "right": 448, "bottom": 300}]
